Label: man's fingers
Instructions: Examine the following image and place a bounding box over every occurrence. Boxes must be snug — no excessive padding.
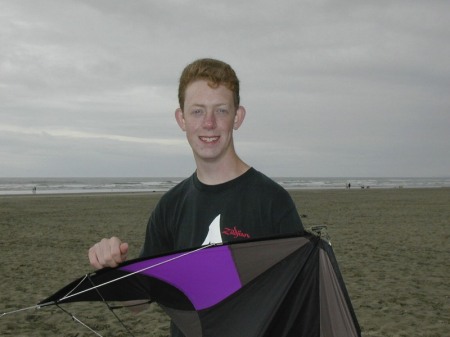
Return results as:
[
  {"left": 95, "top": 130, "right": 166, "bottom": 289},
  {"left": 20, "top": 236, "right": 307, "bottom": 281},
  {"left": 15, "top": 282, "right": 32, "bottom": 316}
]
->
[
  {"left": 107, "top": 237, "right": 127, "bottom": 265},
  {"left": 119, "top": 242, "right": 129, "bottom": 259},
  {"left": 88, "top": 244, "right": 103, "bottom": 270},
  {"left": 88, "top": 237, "right": 128, "bottom": 270}
]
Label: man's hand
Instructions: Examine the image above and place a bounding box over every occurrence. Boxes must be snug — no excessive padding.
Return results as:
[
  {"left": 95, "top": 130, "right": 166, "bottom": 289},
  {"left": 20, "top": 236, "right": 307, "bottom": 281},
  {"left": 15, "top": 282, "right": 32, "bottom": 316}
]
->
[{"left": 88, "top": 236, "right": 128, "bottom": 270}]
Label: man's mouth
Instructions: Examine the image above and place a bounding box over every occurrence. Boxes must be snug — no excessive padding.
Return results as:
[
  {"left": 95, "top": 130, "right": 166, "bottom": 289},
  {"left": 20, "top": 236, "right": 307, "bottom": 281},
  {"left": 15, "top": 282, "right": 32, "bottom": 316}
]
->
[{"left": 199, "top": 136, "right": 219, "bottom": 143}]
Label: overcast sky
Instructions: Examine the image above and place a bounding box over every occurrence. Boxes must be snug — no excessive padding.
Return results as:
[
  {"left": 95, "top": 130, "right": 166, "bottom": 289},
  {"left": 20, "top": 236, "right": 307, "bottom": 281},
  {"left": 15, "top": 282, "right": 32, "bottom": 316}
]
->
[{"left": 1, "top": 0, "right": 449, "bottom": 178}]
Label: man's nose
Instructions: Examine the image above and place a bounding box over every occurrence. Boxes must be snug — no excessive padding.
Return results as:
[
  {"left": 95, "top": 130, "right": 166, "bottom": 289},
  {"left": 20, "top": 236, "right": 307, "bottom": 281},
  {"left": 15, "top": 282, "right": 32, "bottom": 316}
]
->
[{"left": 202, "top": 111, "right": 217, "bottom": 129}]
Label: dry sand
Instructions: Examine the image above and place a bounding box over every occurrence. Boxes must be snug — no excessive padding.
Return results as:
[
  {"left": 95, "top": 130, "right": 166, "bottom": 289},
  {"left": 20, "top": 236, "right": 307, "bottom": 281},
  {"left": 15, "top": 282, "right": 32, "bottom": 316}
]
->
[{"left": 1, "top": 188, "right": 449, "bottom": 336}]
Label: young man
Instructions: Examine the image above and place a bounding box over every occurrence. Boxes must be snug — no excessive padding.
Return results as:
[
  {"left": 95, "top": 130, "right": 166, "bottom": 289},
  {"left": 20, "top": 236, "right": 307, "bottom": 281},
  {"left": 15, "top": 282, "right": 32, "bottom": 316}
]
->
[{"left": 88, "top": 58, "right": 304, "bottom": 336}]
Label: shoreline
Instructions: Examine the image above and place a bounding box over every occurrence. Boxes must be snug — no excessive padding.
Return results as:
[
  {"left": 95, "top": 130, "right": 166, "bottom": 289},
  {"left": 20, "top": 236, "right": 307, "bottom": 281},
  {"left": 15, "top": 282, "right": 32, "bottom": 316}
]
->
[{"left": 1, "top": 186, "right": 449, "bottom": 198}]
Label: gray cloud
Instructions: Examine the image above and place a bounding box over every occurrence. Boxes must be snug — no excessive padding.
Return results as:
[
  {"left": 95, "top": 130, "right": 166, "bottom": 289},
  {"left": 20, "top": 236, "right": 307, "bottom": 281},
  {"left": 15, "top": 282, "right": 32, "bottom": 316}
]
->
[{"left": 1, "top": 0, "right": 449, "bottom": 177}]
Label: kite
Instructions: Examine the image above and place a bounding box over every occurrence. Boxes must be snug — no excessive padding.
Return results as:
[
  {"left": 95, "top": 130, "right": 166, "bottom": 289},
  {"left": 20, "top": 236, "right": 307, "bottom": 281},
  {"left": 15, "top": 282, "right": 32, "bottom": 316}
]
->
[{"left": 2, "top": 231, "right": 361, "bottom": 337}]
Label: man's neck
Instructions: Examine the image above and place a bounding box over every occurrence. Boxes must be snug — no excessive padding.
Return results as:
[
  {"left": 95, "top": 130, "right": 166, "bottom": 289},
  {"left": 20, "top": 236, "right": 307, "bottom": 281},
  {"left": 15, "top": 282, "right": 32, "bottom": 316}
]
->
[{"left": 195, "top": 156, "right": 250, "bottom": 185}]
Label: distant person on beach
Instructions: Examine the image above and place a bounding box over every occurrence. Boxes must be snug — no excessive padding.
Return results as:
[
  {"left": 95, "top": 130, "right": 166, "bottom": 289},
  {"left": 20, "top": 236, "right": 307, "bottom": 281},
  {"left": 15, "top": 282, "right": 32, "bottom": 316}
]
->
[{"left": 88, "top": 58, "right": 304, "bottom": 337}]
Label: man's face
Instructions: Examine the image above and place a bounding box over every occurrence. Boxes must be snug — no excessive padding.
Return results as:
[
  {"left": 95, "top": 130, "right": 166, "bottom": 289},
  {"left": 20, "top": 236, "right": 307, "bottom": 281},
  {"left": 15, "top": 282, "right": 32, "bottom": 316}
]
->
[{"left": 175, "top": 80, "right": 245, "bottom": 164}]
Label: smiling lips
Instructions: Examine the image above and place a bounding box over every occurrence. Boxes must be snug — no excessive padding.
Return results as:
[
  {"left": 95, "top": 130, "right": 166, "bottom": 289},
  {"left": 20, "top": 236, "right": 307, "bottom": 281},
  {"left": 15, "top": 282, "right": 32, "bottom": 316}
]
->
[{"left": 200, "top": 136, "right": 220, "bottom": 143}]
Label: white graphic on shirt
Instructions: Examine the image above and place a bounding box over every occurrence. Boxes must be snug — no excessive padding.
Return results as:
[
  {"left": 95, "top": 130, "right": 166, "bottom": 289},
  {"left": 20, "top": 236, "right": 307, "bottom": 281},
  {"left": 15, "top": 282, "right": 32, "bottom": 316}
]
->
[{"left": 202, "top": 214, "right": 223, "bottom": 245}]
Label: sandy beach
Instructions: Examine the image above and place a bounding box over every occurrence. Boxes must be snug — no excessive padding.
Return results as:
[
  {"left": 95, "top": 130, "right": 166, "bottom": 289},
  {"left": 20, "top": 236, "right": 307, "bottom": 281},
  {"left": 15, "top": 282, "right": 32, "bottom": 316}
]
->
[{"left": 1, "top": 188, "right": 449, "bottom": 336}]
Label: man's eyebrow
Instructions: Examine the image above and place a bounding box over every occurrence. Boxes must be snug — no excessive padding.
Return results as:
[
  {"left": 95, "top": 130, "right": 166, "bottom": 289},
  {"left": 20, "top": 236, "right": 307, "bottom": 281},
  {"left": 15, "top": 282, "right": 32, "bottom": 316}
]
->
[{"left": 190, "top": 103, "right": 229, "bottom": 108}]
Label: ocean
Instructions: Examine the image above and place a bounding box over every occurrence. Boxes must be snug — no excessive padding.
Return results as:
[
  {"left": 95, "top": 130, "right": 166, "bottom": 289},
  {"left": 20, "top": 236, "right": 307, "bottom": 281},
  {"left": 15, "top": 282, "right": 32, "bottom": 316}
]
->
[{"left": 0, "top": 177, "right": 449, "bottom": 195}]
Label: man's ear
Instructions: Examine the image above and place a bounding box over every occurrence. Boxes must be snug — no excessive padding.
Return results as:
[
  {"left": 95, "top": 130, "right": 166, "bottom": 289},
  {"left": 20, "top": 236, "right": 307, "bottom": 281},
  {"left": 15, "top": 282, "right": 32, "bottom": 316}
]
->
[
  {"left": 233, "top": 106, "right": 246, "bottom": 130},
  {"left": 175, "top": 108, "right": 186, "bottom": 131}
]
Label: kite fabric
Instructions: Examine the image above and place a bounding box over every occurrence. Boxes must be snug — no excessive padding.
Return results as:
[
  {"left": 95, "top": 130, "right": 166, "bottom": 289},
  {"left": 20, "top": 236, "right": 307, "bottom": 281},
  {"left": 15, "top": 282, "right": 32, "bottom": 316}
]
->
[{"left": 39, "top": 233, "right": 361, "bottom": 337}]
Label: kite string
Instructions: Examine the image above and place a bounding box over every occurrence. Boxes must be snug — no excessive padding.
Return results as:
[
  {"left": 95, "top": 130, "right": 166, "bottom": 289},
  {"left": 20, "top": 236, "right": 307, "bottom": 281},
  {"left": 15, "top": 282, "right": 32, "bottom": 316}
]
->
[
  {"left": 63, "top": 274, "right": 89, "bottom": 299},
  {"left": 87, "top": 273, "right": 136, "bottom": 337},
  {"left": 1, "top": 305, "right": 42, "bottom": 317},
  {"left": 56, "top": 304, "right": 104, "bottom": 337},
  {"left": 1, "top": 301, "right": 104, "bottom": 336}
]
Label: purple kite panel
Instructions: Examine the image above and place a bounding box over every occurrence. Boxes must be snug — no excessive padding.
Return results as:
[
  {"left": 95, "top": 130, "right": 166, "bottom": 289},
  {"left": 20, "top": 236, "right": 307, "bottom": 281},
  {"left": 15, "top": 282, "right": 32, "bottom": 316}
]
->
[{"left": 120, "top": 246, "right": 242, "bottom": 310}]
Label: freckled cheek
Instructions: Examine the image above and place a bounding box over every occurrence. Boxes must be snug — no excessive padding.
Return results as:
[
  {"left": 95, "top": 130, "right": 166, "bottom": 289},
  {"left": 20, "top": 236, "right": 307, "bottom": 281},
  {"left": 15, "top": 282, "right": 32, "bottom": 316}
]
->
[{"left": 183, "top": 121, "right": 201, "bottom": 133}]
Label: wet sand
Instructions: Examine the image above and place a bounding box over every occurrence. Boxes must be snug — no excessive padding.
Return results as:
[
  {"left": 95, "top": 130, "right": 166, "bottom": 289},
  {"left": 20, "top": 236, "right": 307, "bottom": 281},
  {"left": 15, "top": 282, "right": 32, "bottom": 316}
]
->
[{"left": 1, "top": 188, "right": 449, "bottom": 336}]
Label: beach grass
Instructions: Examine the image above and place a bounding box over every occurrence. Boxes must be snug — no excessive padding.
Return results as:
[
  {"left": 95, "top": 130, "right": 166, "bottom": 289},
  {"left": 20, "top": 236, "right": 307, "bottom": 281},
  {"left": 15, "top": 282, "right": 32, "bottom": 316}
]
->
[{"left": 1, "top": 188, "right": 449, "bottom": 336}]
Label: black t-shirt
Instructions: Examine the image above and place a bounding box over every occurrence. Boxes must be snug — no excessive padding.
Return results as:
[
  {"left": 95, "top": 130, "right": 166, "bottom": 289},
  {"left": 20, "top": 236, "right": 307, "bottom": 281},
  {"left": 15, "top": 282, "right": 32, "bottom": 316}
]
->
[
  {"left": 141, "top": 168, "right": 304, "bottom": 256},
  {"left": 140, "top": 168, "right": 304, "bottom": 337}
]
